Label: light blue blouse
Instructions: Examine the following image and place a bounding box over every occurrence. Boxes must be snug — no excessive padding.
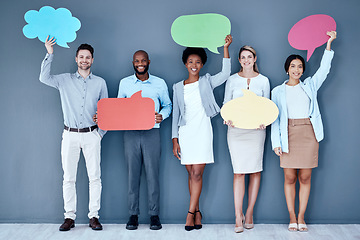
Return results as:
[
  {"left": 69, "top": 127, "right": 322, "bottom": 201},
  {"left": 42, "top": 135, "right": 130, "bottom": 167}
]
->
[{"left": 271, "top": 49, "right": 334, "bottom": 153}]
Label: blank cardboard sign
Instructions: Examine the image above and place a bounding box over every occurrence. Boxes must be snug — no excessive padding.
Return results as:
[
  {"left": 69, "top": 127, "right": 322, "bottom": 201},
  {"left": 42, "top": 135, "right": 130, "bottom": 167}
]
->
[
  {"left": 23, "top": 6, "right": 81, "bottom": 48},
  {"left": 221, "top": 89, "right": 279, "bottom": 129},
  {"left": 171, "top": 13, "right": 231, "bottom": 54},
  {"left": 288, "top": 14, "right": 336, "bottom": 61},
  {"left": 97, "top": 91, "right": 155, "bottom": 130}
]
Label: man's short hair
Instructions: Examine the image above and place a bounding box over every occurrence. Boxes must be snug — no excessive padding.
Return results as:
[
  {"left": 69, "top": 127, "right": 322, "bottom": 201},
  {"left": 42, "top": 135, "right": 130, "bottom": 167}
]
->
[{"left": 76, "top": 44, "right": 94, "bottom": 58}]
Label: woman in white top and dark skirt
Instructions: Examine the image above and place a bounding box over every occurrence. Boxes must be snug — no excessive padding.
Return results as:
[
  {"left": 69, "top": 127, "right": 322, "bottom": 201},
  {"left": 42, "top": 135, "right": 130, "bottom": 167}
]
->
[
  {"left": 271, "top": 31, "right": 336, "bottom": 232},
  {"left": 172, "top": 35, "right": 232, "bottom": 231},
  {"left": 223, "top": 46, "right": 270, "bottom": 233}
]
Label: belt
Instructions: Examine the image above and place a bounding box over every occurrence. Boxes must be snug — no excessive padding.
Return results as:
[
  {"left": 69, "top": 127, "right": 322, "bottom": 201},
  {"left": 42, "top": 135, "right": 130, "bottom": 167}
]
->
[
  {"left": 64, "top": 125, "right": 98, "bottom": 133},
  {"left": 288, "top": 118, "right": 311, "bottom": 126}
]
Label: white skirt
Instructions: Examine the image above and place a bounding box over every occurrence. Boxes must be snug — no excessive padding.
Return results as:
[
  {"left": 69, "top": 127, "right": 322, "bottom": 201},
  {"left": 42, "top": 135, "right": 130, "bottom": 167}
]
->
[
  {"left": 179, "top": 81, "right": 214, "bottom": 165},
  {"left": 227, "top": 127, "right": 265, "bottom": 173}
]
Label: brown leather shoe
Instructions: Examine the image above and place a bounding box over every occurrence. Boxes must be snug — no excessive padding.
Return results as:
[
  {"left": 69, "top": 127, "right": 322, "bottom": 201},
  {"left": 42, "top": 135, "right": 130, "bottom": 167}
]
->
[
  {"left": 59, "top": 218, "right": 75, "bottom": 231},
  {"left": 89, "top": 217, "right": 103, "bottom": 230}
]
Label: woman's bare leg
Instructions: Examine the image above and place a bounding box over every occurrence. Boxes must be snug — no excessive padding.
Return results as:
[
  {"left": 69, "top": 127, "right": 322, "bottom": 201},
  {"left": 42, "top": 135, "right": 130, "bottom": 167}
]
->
[
  {"left": 245, "top": 172, "right": 261, "bottom": 225},
  {"left": 284, "top": 168, "right": 298, "bottom": 229},
  {"left": 298, "top": 168, "right": 312, "bottom": 228},
  {"left": 234, "top": 173, "right": 245, "bottom": 227},
  {"left": 185, "top": 164, "right": 206, "bottom": 226}
]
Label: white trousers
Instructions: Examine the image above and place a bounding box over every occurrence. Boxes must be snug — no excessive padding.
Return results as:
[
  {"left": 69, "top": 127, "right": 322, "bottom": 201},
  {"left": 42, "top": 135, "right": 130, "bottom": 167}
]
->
[{"left": 61, "top": 129, "right": 102, "bottom": 220}]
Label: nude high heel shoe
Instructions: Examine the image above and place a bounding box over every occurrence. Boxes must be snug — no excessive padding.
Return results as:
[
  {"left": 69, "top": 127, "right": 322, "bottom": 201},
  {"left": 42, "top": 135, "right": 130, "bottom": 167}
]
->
[
  {"left": 244, "top": 215, "right": 254, "bottom": 229},
  {"left": 234, "top": 214, "right": 245, "bottom": 233}
]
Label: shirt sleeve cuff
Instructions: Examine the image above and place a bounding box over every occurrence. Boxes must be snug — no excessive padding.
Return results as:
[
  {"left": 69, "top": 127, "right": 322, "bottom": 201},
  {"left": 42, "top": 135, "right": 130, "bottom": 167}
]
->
[
  {"left": 222, "top": 58, "right": 231, "bottom": 72},
  {"left": 45, "top": 53, "right": 54, "bottom": 61},
  {"left": 324, "top": 49, "right": 334, "bottom": 55}
]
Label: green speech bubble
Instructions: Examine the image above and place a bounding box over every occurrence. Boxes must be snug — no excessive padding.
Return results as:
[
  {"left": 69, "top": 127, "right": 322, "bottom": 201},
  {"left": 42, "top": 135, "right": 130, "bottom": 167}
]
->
[{"left": 171, "top": 13, "right": 231, "bottom": 54}]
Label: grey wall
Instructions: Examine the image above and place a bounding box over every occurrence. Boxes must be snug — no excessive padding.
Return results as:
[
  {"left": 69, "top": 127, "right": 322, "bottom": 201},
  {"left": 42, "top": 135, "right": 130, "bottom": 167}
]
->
[{"left": 1, "top": 0, "right": 359, "bottom": 224}]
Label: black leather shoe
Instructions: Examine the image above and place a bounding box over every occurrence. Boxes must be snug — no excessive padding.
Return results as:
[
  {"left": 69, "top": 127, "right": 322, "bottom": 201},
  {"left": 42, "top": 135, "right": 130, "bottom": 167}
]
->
[
  {"left": 89, "top": 217, "right": 103, "bottom": 230},
  {"left": 194, "top": 210, "right": 202, "bottom": 230},
  {"left": 150, "top": 215, "right": 162, "bottom": 230},
  {"left": 59, "top": 218, "right": 75, "bottom": 231},
  {"left": 185, "top": 211, "right": 195, "bottom": 231},
  {"left": 126, "top": 215, "right": 138, "bottom": 230}
]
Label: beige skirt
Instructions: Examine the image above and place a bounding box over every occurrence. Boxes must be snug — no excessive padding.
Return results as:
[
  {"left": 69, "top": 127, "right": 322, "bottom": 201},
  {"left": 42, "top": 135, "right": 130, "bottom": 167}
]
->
[
  {"left": 227, "top": 127, "right": 265, "bottom": 174},
  {"left": 280, "top": 118, "right": 319, "bottom": 169}
]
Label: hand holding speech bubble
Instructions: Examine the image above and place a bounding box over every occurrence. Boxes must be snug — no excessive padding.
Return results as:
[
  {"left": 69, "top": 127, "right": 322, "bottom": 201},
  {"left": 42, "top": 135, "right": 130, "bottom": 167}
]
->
[
  {"left": 171, "top": 13, "right": 231, "bottom": 54},
  {"left": 288, "top": 14, "right": 336, "bottom": 61},
  {"left": 221, "top": 90, "right": 279, "bottom": 129},
  {"left": 23, "top": 6, "right": 81, "bottom": 48},
  {"left": 97, "top": 91, "right": 155, "bottom": 131}
]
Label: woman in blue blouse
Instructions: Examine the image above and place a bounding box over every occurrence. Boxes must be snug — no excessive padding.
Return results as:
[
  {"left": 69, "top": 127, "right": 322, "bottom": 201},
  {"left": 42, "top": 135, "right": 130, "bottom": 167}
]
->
[{"left": 271, "top": 31, "right": 336, "bottom": 232}]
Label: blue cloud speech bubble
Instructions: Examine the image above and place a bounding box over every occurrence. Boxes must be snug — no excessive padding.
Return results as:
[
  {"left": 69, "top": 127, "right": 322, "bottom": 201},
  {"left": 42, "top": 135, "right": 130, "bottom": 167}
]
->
[{"left": 23, "top": 6, "right": 81, "bottom": 48}]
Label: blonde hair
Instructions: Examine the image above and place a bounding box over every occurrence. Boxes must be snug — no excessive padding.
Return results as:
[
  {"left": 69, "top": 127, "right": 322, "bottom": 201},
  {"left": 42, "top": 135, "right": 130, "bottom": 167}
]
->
[{"left": 238, "top": 45, "right": 259, "bottom": 73}]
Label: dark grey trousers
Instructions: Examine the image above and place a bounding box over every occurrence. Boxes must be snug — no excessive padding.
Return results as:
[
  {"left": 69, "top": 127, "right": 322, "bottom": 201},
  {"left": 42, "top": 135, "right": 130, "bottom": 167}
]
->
[{"left": 124, "top": 128, "right": 160, "bottom": 216}]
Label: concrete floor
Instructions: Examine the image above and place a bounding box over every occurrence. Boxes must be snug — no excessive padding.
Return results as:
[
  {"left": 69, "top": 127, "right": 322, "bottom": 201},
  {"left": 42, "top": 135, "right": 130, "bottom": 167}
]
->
[{"left": 1, "top": 224, "right": 359, "bottom": 240}]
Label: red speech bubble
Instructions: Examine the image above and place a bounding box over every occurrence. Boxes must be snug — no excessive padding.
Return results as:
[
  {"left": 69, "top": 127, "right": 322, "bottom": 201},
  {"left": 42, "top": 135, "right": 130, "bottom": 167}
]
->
[
  {"left": 97, "top": 91, "right": 155, "bottom": 130},
  {"left": 288, "top": 14, "right": 336, "bottom": 61}
]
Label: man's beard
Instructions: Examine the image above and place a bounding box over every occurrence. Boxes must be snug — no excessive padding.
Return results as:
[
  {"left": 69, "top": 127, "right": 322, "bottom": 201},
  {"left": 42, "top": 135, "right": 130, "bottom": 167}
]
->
[
  {"left": 133, "top": 64, "right": 149, "bottom": 75},
  {"left": 78, "top": 63, "right": 91, "bottom": 71}
]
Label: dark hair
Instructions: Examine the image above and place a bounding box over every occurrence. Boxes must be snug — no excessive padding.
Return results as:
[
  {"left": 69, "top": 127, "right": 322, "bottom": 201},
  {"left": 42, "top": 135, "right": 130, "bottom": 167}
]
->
[
  {"left": 182, "top": 47, "right": 207, "bottom": 65},
  {"left": 76, "top": 44, "right": 94, "bottom": 58},
  {"left": 284, "top": 54, "right": 305, "bottom": 73},
  {"left": 238, "top": 45, "right": 259, "bottom": 73}
]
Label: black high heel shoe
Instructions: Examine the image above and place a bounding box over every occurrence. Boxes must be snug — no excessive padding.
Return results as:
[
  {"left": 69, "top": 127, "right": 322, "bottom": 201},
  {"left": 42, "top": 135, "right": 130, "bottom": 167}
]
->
[
  {"left": 185, "top": 211, "right": 195, "bottom": 231},
  {"left": 194, "top": 210, "right": 202, "bottom": 230}
]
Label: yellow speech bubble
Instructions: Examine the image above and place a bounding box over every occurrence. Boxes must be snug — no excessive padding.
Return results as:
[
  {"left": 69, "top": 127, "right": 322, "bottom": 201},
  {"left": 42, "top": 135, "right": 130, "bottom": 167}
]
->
[{"left": 221, "top": 89, "right": 279, "bottom": 129}]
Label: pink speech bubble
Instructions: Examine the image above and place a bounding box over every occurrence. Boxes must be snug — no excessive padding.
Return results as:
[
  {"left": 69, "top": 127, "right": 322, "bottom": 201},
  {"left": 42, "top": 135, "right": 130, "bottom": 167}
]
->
[{"left": 288, "top": 14, "right": 336, "bottom": 61}]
